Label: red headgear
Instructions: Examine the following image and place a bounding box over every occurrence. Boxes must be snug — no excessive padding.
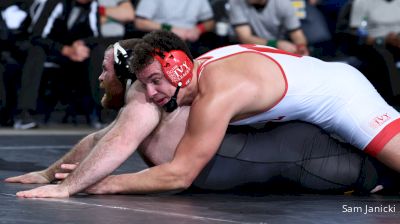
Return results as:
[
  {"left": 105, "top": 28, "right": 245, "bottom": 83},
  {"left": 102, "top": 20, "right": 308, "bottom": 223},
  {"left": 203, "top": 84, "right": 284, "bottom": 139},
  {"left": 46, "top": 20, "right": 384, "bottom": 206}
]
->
[{"left": 154, "top": 50, "right": 193, "bottom": 87}]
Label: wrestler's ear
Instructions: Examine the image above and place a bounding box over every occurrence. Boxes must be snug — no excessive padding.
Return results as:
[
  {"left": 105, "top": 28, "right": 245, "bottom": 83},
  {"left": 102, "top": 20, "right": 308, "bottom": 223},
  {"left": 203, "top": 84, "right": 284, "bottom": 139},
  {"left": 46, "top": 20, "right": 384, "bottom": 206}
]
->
[
  {"left": 113, "top": 42, "right": 135, "bottom": 84},
  {"left": 154, "top": 50, "right": 193, "bottom": 87}
]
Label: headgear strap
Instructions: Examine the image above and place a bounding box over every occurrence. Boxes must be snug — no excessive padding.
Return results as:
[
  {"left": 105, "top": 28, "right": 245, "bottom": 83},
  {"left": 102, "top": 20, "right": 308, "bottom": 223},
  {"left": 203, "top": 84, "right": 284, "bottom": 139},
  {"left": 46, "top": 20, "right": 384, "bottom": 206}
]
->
[{"left": 113, "top": 42, "right": 134, "bottom": 86}]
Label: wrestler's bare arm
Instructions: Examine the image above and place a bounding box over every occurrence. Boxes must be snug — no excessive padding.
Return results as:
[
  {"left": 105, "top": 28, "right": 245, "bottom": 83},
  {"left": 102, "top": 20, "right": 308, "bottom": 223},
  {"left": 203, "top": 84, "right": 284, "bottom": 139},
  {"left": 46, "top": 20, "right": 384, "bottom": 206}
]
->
[
  {"left": 4, "top": 122, "right": 115, "bottom": 184},
  {"left": 52, "top": 106, "right": 192, "bottom": 194},
  {"left": 15, "top": 84, "right": 162, "bottom": 198}
]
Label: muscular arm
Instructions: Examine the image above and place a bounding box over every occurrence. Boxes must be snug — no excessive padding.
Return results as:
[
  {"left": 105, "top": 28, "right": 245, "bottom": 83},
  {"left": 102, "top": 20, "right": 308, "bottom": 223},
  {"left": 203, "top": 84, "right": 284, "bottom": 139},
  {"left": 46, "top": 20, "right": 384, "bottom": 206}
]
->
[
  {"left": 4, "top": 122, "right": 114, "bottom": 183},
  {"left": 43, "top": 124, "right": 113, "bottom": 181},
  {"left": 60, "top": 86, "right": 161, "bottom": 194},
  {"left": 16, "top": 85, "right": 162, "bottom": 197},
  {"left": 98, "top": 92, "right": 233, "bottom": 194}
]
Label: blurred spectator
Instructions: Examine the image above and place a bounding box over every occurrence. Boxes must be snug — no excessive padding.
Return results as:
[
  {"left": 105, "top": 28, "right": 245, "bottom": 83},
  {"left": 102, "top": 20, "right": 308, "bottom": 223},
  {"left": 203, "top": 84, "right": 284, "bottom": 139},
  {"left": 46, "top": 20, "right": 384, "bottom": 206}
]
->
[
  {"left": 347, "top": 0, "right": 400, "bottom": 105},
  {"left": 336, "top": 0, "right": 400, "bottom": 105},
  {"left": 350, "top": 0, "right": 400, "bottom": 62},
  {"left": 291, "top": 0, "right": 333, "bottom": 57},
  {"left": 13, "top": 0, "right": 101, "bottom": 129},
  {"left": 0, "top": 0, "right": 34, "bottom": 127},
  {"left": 98, "top": 0, "right": 134, "bottom": 39},
  {"left": 228, "top": 0, "right": 309, "bottom": 56},
  {"left": 134, "top": 0, "right": 217, "bottom": 56},
  {"left": 314, "top": 0, "right": 349, "bottom": 35}
]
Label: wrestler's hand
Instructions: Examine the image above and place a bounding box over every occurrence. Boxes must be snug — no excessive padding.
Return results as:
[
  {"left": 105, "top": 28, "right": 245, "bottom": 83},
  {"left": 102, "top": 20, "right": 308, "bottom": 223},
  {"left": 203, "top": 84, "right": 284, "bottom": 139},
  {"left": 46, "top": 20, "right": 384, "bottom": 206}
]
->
[
  {"left": 55, "top": 163, "right": 115, "bottom": 194},
  {"left": 16, "top": 184, "right": 70, "bottom": 198},
  {"left": 54, "top": 163, "right": 79, "bottom": 180},
  {"left": 4, "top": 171, "right": 51, "bottom": 184}
]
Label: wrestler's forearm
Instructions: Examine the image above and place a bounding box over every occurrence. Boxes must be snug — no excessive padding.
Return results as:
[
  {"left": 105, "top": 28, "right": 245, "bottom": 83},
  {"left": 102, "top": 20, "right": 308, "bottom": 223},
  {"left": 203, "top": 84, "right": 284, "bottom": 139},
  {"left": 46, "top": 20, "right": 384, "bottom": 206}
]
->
[
  {"left": 44, "top": 124, "right": 114, "bottom": 180},
  {"left": 43, "top": 133, "right": 98, "bottom": 180},
  {"left": 59, "top": 102, "right": 161, "bottom": 196},
  {"left": 106, "top": 164, "right": 190, "bottom": 194},
  {"left": 60, "top": 135, "right": 140, "bottom": 195}
]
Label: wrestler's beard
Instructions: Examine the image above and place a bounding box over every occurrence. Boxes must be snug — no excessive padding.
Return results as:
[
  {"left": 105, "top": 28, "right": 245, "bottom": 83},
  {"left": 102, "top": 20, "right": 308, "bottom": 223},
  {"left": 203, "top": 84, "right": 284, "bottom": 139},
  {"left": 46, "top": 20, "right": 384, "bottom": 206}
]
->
[{"left": 101, "top": 88, "right": 124, "bottom": 110}]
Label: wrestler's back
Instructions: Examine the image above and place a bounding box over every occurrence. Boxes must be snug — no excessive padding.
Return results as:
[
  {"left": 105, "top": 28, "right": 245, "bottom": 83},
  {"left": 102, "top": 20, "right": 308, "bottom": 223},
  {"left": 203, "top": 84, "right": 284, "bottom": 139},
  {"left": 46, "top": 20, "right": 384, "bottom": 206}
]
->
[
  {"left": 198, "top": 45, "right": 373, "bottom": 127},
  {"left": 197, "top": 45, "right": 398, "bottom": 149}
]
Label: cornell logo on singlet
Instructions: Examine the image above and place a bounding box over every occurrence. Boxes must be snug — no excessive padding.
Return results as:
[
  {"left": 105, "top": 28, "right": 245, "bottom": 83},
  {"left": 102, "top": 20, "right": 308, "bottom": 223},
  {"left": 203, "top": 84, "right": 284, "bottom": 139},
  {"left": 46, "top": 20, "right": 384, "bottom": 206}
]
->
[{"left": 370, "top": 113, "right": 391, "bottom": 129}]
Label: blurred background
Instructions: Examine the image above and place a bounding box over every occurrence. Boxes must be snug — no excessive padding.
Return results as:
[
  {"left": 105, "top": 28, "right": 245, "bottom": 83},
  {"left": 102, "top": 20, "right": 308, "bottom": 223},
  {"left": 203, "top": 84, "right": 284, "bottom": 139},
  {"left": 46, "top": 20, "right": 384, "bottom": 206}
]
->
[{"left": 1, "top": 0, "right": 399, "bottom": 130}]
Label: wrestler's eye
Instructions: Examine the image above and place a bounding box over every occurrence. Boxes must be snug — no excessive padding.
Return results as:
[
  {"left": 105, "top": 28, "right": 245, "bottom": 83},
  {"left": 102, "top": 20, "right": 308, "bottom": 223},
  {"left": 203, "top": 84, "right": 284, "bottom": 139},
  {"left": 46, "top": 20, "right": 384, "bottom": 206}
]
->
[{"left": 152, "top": 79, "right": 161, "bottom": 85}]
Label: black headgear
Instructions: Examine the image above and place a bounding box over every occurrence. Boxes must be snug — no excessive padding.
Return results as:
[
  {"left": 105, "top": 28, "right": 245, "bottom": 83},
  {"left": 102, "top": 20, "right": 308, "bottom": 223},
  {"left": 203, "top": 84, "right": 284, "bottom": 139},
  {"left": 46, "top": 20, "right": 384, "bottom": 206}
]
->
[{"left": 113, "top": 42, "right": 135, "bottom": 85}]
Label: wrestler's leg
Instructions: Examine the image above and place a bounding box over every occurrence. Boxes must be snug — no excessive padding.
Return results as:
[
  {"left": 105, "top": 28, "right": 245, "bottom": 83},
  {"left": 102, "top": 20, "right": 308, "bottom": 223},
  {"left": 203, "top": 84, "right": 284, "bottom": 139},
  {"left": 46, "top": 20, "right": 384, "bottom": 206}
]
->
[
  {"left": 194, "top": 122, "right": 397, "bottom": 193},
  {"left": 376, "top": 133, "right": 400, "bottom": 173}
]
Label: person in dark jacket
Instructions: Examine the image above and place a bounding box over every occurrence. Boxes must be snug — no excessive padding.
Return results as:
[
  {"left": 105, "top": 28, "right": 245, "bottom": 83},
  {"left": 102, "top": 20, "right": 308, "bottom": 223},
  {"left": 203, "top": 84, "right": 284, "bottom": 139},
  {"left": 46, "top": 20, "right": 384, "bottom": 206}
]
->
[{"left": 14, "top": 0, "right": 101, "bottom": 129}]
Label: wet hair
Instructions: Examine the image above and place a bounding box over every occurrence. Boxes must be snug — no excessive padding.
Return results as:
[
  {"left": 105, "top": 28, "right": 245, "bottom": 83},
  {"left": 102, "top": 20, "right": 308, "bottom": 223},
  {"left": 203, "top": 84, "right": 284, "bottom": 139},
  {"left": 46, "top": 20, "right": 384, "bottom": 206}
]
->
[{"left": 130, "top": 30, "right": 193, "bottom": 76}]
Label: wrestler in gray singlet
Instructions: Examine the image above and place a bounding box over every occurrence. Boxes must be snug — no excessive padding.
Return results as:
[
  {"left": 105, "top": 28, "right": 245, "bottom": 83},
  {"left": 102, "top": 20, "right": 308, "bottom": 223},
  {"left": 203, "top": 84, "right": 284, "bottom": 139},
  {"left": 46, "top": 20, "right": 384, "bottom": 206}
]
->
[{"left": 192, "top": 122, "right": 399, "bottom": 194}]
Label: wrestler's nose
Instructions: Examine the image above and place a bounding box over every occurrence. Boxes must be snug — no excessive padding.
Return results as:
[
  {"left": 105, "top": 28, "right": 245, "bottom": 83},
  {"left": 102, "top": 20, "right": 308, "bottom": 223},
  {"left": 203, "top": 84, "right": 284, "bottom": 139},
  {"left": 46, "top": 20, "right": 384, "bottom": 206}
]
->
[
  {"left": 98, "top": 71, "right": 104, "bottom": 82},
  {"left": 145, "top": 85, "right": 158, "bottom": 98}
]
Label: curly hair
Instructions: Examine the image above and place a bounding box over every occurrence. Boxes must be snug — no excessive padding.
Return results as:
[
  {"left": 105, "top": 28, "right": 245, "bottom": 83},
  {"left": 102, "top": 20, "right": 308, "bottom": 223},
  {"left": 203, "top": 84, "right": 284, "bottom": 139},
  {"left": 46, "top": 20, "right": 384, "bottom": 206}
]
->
[{"left": 129, "top": 30, "right": 193, "bottom": 75}]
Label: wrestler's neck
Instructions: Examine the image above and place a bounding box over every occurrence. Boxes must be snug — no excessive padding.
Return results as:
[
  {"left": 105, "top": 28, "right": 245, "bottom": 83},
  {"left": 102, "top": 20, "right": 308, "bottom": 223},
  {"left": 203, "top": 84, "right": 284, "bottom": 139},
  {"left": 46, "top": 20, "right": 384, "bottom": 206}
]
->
[{"left": 177, "top": 60, "right": 200, "bottom": 106}]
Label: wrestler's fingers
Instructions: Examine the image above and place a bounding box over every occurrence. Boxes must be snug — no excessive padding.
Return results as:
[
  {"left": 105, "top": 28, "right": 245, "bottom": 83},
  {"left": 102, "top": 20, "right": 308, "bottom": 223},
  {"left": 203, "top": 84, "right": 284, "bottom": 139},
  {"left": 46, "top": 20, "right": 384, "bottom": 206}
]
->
[
  {"left": 60, "top": 163, "right": 79, "bottom": 170},
  {"left": 54, "top": 172, "right": 69, "bottom": 180}
]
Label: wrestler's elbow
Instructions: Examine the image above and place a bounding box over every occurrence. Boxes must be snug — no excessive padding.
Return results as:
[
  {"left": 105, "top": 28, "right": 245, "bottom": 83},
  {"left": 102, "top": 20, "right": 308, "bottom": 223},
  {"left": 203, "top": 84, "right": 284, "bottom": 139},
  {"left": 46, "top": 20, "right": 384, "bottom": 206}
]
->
[
  {"left": 168, "top": 165, "right": 195, "bottom": 190},
  {"left": 179, "top": 175, "right": 194, "bottom": 190}
]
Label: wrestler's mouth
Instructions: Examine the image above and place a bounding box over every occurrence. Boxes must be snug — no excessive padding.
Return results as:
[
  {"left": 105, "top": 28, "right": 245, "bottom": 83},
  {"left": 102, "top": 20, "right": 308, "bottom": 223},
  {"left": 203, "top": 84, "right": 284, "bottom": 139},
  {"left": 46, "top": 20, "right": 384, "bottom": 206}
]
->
[{"left": 155, "top": 97, "right": 168, "bottom": 106}]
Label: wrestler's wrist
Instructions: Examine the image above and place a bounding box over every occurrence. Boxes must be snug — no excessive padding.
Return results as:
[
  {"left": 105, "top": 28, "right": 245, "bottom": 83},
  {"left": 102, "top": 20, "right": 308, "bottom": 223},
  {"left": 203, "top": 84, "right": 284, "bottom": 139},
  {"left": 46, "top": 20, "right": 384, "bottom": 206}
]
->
[
  {"left": 40, "top": 169, "right": 54, "bottom": 183},
  {"left": 105, "top": 175, "right": 119, "bottom": 194},
  {"left": 60, "top": 183, "right": 73, "bottom": 196}
]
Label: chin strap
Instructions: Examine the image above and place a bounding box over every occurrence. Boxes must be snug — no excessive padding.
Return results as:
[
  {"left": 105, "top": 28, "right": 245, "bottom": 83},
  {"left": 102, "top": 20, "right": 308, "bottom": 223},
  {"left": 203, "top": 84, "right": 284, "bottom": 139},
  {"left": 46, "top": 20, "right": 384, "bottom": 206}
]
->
[
  {"left": 163, "top": 82, "right": 182, "bottom": 112},
  {"left": 123, "top": 78, "right": 133, "bottom": 103}
]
